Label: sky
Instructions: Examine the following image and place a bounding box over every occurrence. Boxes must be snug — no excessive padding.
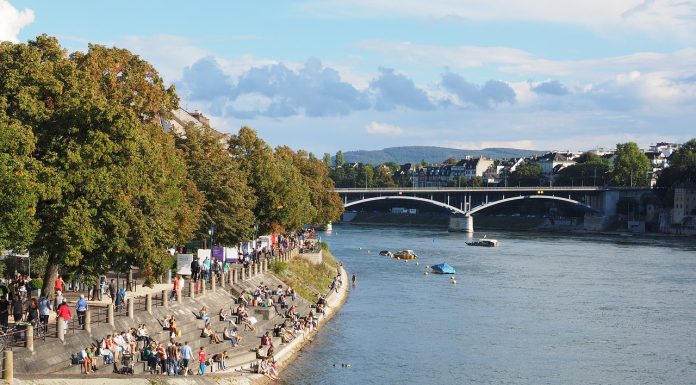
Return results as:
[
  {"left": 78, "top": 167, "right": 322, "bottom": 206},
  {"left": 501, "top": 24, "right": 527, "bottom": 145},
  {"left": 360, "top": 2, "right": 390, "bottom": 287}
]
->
[{"left": 2, "top": 0, "right": 696, "bottom": 156}]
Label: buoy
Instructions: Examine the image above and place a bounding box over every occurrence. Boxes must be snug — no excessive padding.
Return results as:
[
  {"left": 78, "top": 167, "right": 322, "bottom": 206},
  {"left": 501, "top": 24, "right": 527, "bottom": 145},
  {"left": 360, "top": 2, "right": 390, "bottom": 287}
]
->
[
  {"left": 415, "top": 262, "right": 419, "bottom": 266},
  {"left": 451, "top": 279, "right": 457, "bottom": 284},
  {"left": 423, "top": 272, "right": 429, "bottom": 276},
  {"left": 425, "top": 265, "right": 429, "bottom": 269}
]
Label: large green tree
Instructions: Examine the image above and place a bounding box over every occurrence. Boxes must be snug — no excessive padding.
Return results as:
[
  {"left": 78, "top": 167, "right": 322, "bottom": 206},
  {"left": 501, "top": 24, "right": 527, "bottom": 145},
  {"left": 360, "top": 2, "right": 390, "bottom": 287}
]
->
[
  {"left": 611, "top": 142, "right": 651, "bottom": 187},
  {"left": 175, "top": 124, "right": 256, "bottom": 245},
  {"left": 277, "top": 147, "right": 343, "bottom": 226},
  {"left": 228, "top": 127, "right": 300, "bottom": 234},
  {"left": 0, "top": 36, "right": 202, "bottom": 293},
  {"left": 555, "top": 153, "right": 611, "bottom": 187},
  {"left": 0, "top": 112, "right": 41, "bottom": 250},
  {"left": 509, "top": 162, "right": 543, "bottom": 187}
]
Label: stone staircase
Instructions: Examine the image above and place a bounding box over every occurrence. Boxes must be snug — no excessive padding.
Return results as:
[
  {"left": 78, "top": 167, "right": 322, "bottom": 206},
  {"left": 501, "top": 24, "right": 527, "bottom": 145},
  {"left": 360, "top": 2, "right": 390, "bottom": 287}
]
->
[{"left": 12, "top": 271, "right": 316, "bottom": 378}]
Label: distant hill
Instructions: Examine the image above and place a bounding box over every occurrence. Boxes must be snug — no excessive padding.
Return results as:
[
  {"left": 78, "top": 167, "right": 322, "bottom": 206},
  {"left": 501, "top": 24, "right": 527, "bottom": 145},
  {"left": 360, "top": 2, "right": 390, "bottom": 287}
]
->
[{"left": 342, "top": 146, "right": 546, "bottom": 165}]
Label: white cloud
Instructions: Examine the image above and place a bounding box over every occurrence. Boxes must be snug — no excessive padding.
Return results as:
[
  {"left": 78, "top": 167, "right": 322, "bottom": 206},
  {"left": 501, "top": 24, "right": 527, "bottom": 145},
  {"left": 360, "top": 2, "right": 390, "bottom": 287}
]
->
[
  {"left": 118, "top": 35, "right": 209, "bottom": 83},
  {"left": 366, "top": 121, "right": 404, "bottom": 135},
  {"left": 0, "top": 0, "right": 34, "bottom": 43},
  {"left": 302, "top": 0, "right": 696, "bottom": 41}
]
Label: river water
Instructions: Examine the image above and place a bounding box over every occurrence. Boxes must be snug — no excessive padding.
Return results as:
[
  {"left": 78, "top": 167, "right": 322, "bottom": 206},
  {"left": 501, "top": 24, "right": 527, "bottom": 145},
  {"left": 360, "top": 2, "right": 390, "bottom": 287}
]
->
[{"left": 281, "top": 225, "right": 696, "bottom": 385}]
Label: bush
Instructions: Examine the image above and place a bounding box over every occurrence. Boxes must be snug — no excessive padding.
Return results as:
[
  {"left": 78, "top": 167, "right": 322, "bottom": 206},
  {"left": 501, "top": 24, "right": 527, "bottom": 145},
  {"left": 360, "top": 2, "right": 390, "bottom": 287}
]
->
[
  {"left": 28, "top": 278, "right": 43, "bottom": 290},
  {"left": 317, "top": 241, "right": 329, "bottom": 251},
  {"left": 270, "top": 261, "right": 288, "bottom": 275}
]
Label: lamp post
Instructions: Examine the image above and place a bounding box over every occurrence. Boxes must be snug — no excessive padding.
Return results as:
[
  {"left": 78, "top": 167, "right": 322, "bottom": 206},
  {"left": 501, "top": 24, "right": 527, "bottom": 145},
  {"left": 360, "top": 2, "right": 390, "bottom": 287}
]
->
[{"left": 208, "top": 224, "right": 214, "bottom": 257}]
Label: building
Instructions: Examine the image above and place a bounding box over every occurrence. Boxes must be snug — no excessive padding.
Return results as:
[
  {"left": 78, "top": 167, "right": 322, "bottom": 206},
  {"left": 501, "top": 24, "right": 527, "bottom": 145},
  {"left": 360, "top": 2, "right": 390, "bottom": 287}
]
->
[
  {"left": 536, "top": 152, "right": 576, "bottom": 177},
  {"left": 451, "top": 157, "right": 494, "bottom": 181},
  {"left": 673, "top": 185, "right": 696, "bottom": 225}
]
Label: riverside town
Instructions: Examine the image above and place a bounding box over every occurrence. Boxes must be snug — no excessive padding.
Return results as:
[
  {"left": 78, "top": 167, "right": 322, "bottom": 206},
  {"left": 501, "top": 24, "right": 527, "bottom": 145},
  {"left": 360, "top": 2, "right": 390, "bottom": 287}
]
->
[{"left": 1, "top": 2, "right": 695, "bottom": 385}]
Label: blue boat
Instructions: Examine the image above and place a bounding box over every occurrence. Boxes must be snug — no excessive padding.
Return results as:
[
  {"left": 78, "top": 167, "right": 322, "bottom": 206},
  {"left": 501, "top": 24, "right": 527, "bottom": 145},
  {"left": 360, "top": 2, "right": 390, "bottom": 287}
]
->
[{"left": 431, "top": 263, "right": 456, "bottom": 274}]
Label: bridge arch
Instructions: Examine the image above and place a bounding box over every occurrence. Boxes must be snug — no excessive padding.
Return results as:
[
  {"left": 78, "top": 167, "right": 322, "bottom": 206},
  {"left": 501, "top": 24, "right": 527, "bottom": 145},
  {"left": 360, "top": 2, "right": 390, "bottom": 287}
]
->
[
  {"left": 467, "top": 195, "right": 597, "bottom": 215},
  {"left": 343, "top": 195, "right": 467, "bottom": 215}
]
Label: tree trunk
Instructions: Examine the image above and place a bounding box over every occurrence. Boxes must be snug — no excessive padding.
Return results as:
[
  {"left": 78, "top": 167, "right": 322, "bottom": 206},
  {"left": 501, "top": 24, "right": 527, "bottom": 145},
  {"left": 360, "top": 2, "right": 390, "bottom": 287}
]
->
[{"left": 42, "top": 256, "right": 60, "bottom": 297}]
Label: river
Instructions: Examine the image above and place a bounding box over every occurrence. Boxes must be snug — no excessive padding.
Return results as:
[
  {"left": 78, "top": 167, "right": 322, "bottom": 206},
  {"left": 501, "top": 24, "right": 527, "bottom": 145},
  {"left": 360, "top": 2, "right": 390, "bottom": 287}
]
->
[{"left": 281, "top": 225, "right": 696, "bottom": 385}]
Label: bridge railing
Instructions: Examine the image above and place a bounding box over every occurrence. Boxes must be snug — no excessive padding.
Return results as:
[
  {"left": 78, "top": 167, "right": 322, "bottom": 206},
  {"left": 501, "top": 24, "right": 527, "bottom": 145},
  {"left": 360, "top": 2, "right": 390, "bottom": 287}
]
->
[{"left": 335, "top": 186, "right": 620, "bottom": 193}]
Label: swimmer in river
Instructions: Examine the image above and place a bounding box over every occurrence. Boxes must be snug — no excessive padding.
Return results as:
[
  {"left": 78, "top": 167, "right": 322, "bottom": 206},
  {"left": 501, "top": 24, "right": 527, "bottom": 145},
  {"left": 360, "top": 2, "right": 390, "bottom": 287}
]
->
[{"left": 352, "top": 273, "right": 356, "bottom": 287}]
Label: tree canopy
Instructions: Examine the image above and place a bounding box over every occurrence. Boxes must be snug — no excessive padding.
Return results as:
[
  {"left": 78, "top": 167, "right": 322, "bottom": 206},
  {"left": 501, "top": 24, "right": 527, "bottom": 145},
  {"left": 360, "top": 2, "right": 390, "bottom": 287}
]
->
[{"left": 611, "top": 142, "right": 651, "bottom": 187}]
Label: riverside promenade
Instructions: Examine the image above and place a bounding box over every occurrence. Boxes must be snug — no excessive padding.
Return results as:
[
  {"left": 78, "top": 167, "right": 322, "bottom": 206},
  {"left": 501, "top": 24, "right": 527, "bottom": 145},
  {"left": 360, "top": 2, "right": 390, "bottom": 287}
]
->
[{"left": 2, "top": 242, "right": 349, "bottom": 385}]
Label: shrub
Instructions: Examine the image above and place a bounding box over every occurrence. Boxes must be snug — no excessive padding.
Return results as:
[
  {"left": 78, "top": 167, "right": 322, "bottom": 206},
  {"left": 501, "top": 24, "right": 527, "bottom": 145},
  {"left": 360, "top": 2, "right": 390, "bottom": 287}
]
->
[
  {"left": 28, "top": 278, "right": 43, "bottom": 290},
  {"left": 270, "top": 261, "right": 288, "bottom": 275}
]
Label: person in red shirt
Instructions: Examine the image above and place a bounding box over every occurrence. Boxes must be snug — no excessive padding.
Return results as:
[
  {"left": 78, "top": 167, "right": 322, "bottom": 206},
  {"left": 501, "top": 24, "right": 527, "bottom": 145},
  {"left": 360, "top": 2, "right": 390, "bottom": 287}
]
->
[
  {"left": 198, "top": 346, "right": 207, "bottom": 375},
  {"left": 54, "top": 273, "right": 65, "bottom": 293},
  {"left": 56, "top": 300, "right": 72, "bottom": 338}
]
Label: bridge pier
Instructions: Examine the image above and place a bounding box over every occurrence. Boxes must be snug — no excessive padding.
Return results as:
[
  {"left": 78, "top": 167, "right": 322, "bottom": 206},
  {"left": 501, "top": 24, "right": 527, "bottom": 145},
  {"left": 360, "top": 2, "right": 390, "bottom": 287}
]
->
[{"left": 448, "top": 215, "right": 473, "bottom": 233}]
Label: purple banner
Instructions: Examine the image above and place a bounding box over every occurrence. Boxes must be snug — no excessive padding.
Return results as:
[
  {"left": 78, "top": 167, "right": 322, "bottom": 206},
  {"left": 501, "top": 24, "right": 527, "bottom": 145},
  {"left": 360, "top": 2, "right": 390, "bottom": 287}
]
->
[{"left": 212, "top": 246, "right": 225, "bottom": 261}]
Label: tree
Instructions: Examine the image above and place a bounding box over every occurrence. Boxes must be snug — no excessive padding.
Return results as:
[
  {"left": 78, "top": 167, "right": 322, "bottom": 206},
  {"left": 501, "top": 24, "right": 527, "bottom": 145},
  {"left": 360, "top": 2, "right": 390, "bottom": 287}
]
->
[
  {"left": 322, "top": 153, "right": 332, "bottom": 167},
  {"left": 0, "top": 36, "right": 202, "bottom": 294},
  {"left": 656, "top": 138, "right": 696, "bottom": 205},
  {"left": 555, "top": 160, "right": 611, "bottom": 187},
  {"left": 0, "top": 112, "right": 41, "bottom": 251},
  {"left": 509, "top": 162, "right": 543, "bottom": 187},
  {"left": 611, "top": 142, "right": 650, "bottom": 187},
  {"left": 276, "top": 147, "right": 343, "bottom": 226},
  {"left": 175, "top": 124, "right": 256, "bottom": 246},
  {"left": 468, "top": 176, "right": 484, "bottom": 187},
  {"left": 335, "top": 150, "right": 345, "bottom": 167}
]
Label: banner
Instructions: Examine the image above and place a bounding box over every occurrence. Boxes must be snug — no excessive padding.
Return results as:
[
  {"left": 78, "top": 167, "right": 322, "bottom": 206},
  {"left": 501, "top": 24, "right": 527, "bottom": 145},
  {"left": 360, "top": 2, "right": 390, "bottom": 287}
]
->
[
  {"left": 212, "top": 246, "right": 224, "bottom": 261},
  {"left": 177, "top": 254, "right": 193, "bottom": 276}
]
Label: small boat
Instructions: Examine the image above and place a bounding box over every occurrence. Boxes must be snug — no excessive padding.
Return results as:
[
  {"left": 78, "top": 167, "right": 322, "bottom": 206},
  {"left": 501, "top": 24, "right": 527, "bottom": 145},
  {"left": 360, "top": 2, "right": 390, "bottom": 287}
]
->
[
  {"left": 431, "top": 263, "right": 456, "bottom": 274},
  {"left": 466, "top": 239, "right": 499, "bottom": 247},
  {"left": 393, "top": 250, "right": 418, "bottom": 260},
  {"left": 379, "top": 250, "right": 393, "bottom": 257}
]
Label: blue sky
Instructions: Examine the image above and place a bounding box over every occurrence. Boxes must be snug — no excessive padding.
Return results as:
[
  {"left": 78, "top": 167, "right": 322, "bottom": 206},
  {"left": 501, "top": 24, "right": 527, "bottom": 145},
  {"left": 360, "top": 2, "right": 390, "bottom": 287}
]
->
[{"left": 2, "top": 0, "right": 696, "bottom": 156}]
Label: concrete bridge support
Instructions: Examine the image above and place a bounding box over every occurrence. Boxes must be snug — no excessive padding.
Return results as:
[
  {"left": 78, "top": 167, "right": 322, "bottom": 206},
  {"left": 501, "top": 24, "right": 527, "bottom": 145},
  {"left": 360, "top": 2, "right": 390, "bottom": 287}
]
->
[{"left": 448, "top": 215, "right": 474, "bottom": 233}]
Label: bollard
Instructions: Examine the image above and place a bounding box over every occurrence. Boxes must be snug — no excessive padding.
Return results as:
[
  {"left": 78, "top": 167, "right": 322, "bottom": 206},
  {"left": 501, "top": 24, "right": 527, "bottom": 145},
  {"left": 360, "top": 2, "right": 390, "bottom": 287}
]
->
[
  {"left": 189, "top": 281, "right": 195, "bottom": 299},
  {"left": 211, "top": 274, "right": 216, "bottom": 292},
  {"left": 85, "top": 310, "right": 91, "bottom": 336},
  {"left": 201, "top": 279, "right": 206, "bottom": 295},
  {"left": 107, "top": 304, "right": 114, "bottom": 328},
  {"left": 241, "top": 268, "right": 245, "bottom": 281},
  {"left": 24, "top": 323, "right": 33, "bottom": 352},
  {"left": 220, "top": 272, "right": 226, "bottom": 289},
  {"left": 232, "top": 270, "right": 237, "bottom": 285},
  {"left": 167, "top": 269, "right": 172, "bottom": 285},
  {"left": 162, "top": 290, "right": 169, "bottom": 309},
  {"left": 57, "top": 316, "right": 65, "bottom": 342},
  {"left": 127, "top": 298, "right": 134, "bottom": 319},
  {"left": 3, "top": 350, "right": 13, "bottom": 383},
  {"left": 146, "top": 293, "right": 152, "bottom": 314}
]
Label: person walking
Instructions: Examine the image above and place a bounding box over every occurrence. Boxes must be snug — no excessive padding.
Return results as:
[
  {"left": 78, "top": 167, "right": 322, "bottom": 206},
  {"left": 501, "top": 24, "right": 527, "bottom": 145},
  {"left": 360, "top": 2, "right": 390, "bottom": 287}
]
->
[
  {"left": 0, "top": 295, "right": 9, "bottom": 332},
  {"left": 56, "top": 300, "right": 72, "bottom": 337},
  {"left": 167, "top": 341, "right": 179, "bottom": 376},
  {"left": 108, "top": 279, "right": 116, "bottom": 304},
  {"left": 38, "top": 294, "right": 51, "bottom": 333},
  {"left": 198, "top": 346, "right": 207, "bottom": 375},
  {"left": 76, "top": 294, "right": 88, "bottom": 328},
  {"left": 180, "top": 341, "right": 192, "bottom": 376}
]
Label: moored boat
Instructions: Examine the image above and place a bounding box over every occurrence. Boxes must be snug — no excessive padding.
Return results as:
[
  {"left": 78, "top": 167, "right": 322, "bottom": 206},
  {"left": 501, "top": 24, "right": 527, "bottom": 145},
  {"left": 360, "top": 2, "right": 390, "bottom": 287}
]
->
[
  {"left": 393, "top": 249, "right": 418, "bottom": 260},
  {"left": 431, "top": 263, "right": 456, "bottom": 274},
  {"left": 465, "top": 239, "right": 499, "bottom": 247}
]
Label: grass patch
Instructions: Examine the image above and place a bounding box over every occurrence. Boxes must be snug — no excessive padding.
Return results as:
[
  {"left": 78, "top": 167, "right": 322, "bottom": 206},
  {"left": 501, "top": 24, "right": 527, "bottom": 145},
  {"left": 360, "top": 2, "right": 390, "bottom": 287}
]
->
[{"left": 275, "top": 246, "right": 340, "bottom": 302}]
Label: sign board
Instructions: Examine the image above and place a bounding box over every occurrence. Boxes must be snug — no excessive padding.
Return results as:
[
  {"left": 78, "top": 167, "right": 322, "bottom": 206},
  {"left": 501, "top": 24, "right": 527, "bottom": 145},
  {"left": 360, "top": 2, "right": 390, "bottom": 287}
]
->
[
  {"left": 224, "top": 247, "right": 239, "bottom": 263},
  {"left": 176, "top": 254, "right": 193, "bottom": 276},
  {"left": 197, "top": 249, "right": 211, "bottom": 260},
  {"left": 212, "top": 246, "right": 224, "bottom": 261}
]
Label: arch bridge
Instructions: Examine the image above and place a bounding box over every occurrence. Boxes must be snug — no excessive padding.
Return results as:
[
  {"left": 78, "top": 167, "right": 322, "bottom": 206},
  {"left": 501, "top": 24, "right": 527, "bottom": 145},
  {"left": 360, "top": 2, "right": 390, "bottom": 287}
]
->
[{"left": 336, "top": 187, "right": 651, "bottom": 232}]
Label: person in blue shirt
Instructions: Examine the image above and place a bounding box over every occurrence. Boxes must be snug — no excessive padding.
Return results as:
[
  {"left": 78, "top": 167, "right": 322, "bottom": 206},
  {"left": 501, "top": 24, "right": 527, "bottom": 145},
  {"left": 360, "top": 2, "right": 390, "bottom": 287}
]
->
[{"left": 76, "top": 294, "right": 88, "bottom": 327}]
